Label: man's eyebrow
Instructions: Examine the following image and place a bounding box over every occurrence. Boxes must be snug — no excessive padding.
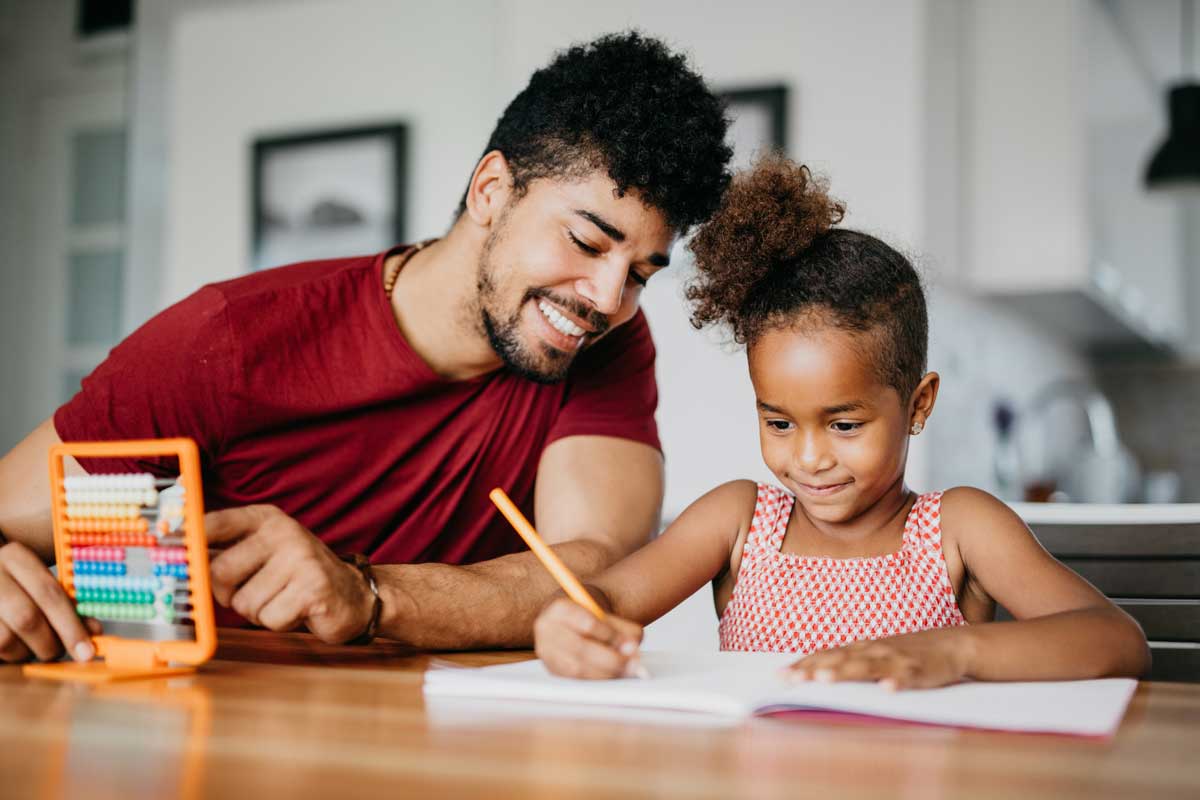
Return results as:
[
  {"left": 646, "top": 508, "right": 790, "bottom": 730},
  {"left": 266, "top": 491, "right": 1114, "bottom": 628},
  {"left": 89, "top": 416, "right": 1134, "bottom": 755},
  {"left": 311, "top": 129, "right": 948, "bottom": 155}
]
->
[
  {"left": 574, "top": 209, "right": 626, "bottom": 242},
  {"left": 756, "top": 400, "right": 788, "bottom": 414},
  {"left": 573, "top": 209, "right": 671, "bottom": 268}
]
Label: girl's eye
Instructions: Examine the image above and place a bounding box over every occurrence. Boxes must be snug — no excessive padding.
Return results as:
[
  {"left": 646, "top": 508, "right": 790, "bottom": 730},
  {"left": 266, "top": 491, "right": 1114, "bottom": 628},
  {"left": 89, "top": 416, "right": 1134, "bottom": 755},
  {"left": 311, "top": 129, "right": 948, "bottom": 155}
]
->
[
  {"left": 567, "top": 230, "right": 601, "bottom": 256},
  {"left": 627, "top": 271, "right": 649, "bottom": 288},
  {"left": 765, "top": 419, "right": 794, "bottom": 432},
  {"left": 831, "top": 421, "right": 862, "bottom": 433}
]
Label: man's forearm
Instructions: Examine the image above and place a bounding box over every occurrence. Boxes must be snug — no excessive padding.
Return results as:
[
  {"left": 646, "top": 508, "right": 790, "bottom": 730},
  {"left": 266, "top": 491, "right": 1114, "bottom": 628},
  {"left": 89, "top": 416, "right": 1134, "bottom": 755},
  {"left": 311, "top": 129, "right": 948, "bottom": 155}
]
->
[{"left": 372, "top": 539, "right": 618, "bottom": 649}]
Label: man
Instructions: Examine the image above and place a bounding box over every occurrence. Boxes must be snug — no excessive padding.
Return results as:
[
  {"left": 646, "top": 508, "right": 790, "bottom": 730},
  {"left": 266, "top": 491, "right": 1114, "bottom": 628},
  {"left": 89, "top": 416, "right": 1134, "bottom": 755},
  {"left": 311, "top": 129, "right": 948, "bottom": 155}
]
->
[{"left": 0, "top": 32, "right": 731, "bottom": 662}]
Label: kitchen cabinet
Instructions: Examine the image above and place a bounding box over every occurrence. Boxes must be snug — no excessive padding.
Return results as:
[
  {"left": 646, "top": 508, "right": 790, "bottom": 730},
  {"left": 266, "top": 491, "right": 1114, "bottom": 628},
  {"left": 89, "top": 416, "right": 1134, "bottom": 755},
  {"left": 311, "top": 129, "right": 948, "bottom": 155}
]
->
[
  {"left": 956, "top": 0, "right": 1183, "bottom": 351},
  {"left": 1007, "top": 504, "right": 1200, "bottom": 682}
]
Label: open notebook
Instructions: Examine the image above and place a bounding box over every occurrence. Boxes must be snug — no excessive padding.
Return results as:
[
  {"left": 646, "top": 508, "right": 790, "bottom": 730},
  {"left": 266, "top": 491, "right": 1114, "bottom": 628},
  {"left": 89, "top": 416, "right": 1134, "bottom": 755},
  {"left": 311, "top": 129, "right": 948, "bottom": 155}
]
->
[{"left": 423, "top": 651, "right": 1137, "bottom": 737}]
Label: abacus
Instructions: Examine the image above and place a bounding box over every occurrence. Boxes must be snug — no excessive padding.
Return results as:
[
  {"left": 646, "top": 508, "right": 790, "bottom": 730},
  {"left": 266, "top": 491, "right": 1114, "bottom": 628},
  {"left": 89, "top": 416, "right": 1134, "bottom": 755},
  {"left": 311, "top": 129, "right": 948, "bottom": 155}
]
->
[{"left": 23, "top": 438, "right": 216, "bottom": 682}]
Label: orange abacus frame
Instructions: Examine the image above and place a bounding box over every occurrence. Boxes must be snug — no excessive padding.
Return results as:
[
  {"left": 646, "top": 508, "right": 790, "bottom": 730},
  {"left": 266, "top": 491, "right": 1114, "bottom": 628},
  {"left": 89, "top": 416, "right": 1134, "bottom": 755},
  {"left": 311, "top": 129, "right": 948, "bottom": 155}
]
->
[{"left": 23, "top": 438, "right": 217, "bottom": 682}]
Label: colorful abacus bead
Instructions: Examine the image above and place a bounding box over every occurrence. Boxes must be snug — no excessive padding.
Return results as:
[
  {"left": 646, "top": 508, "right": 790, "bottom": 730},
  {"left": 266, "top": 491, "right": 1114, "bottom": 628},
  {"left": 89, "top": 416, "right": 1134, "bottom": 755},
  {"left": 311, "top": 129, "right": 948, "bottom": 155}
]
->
[
  {"left": 71, "top": 546, "right": 124, "bottom": 562},
  {"left": 73, "top": 575, "right": 157, "bottom": 592},
  {"left": 152, "top": 563, "right": 188, "bottom": 579},
  {"left": 73, "top": 561, "right": 127, "bottom": 576},
  {"left": 76, "top": 602, "right": 155, "bottom": 621},
  {"left": 75, "top": 588, "right": 154, "bottom": 605},
  {"left": 149, "top": 547, "right": 188, "bottom": 564}
]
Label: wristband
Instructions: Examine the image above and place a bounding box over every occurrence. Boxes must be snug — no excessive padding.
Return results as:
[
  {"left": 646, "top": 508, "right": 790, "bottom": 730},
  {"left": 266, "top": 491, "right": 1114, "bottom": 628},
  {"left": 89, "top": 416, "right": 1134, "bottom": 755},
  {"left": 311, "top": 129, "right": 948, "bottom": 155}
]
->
[{"left": 340, "top": 553, "right": 382, "bottom": 646}]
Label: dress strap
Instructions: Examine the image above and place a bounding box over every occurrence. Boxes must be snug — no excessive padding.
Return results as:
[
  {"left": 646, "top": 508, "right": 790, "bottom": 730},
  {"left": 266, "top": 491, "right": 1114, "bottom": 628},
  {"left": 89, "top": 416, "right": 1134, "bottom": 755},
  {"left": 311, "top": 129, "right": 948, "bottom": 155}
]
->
[
  {"left": 747, "top": 483, "right": 794, "bottom": 553},
  {"left": 902, "top": 491, "right": 945, "bottom": 550}
]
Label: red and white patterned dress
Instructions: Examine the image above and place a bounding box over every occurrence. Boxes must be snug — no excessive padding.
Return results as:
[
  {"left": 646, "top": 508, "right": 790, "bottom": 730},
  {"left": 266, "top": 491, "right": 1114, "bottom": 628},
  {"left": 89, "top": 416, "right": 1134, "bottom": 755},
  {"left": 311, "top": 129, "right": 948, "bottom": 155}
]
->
[{"left": 718, "top": 484, "right": 966, "bottom": 654}]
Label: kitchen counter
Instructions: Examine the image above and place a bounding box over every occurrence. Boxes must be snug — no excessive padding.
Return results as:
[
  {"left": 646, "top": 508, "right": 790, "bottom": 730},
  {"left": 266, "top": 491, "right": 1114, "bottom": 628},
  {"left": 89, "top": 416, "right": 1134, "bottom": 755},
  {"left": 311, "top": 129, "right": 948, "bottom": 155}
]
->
[{"left": 1009, "top": 503, "right": 1200, "bottom": 525}]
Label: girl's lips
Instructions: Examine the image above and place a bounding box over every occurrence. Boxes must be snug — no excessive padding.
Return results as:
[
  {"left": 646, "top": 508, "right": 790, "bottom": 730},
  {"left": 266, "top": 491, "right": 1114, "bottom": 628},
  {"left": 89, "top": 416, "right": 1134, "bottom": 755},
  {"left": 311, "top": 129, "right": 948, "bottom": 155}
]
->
[{"left": 796, "top": 480, "right": 852, "bottom": 497}]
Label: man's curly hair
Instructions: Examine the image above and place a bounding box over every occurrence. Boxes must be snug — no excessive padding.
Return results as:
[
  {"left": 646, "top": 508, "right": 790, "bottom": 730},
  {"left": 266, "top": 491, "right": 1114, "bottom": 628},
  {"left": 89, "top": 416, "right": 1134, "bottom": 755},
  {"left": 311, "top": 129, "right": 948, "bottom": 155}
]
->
[
  {"left": 687, "top": 155, "right": 929, "bottom": 401},
  {"left": 458, "top": 31, "right": 732, "bottom": 232}
]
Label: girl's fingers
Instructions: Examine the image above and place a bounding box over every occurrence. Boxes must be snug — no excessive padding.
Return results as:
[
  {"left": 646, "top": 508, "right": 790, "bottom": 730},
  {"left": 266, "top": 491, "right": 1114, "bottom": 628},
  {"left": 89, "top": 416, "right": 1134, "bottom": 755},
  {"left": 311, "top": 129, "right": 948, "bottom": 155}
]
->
[
  {"left": 534, "top": 598, "right": 645, "bottom": 679},
  {"left": 566, "top": 635, "right": 633, "bottom": 679},
  {"left": 815, "top": 654, "right": 886, "bottom": 683},
  {"left": 786, "top": 649, "right": 848, "bottom": 681}
]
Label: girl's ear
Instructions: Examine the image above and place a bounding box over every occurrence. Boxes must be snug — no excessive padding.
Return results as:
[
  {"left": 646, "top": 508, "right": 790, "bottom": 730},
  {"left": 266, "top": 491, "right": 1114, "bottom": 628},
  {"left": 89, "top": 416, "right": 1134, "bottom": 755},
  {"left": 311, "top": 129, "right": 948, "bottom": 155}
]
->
[
  {"left": 909, "top": 372, "right": 940, "bottom": 433},
  {"left": 463, "top": 150, "right": 515, "bottom": 228}
]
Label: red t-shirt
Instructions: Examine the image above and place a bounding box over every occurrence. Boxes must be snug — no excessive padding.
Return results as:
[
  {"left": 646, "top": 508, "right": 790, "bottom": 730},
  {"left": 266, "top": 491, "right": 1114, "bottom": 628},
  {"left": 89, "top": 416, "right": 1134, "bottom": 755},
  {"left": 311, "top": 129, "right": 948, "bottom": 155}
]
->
[{"left": 54, "top": 247, "right": 660, "bottom": 568}]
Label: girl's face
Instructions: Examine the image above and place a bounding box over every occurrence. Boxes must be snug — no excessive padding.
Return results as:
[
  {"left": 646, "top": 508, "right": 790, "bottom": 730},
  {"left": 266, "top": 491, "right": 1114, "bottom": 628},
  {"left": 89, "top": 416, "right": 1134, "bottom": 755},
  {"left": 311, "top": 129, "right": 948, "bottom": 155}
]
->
[{"left": 748, "top": 324, "right": 933, "bottom": 525}]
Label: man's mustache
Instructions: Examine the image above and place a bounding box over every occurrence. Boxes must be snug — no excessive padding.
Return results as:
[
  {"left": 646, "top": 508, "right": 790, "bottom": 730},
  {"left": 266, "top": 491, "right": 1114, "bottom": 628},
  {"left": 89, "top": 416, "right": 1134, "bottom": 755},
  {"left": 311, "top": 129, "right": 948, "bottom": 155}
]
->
[{"left": 527, "top": 289, "right": 611, "bottom": 336}]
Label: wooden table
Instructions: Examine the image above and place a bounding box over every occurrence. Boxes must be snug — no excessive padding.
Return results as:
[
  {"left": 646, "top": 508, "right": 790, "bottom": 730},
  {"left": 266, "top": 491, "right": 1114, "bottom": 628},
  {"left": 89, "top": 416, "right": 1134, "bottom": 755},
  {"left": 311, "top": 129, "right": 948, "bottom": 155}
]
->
[{"left": 4, "top": 629, "right": 1199, "bottom": 799}]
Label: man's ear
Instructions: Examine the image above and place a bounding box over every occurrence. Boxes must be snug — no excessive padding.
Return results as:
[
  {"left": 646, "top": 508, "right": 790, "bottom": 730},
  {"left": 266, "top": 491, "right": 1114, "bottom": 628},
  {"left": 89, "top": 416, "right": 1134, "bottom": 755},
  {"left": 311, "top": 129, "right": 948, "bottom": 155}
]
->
[
  {"left": 909, "top": 371, "right": 940, "bottom": 430},
  {"left": 463, "top": 150, "right": 514, "bottom": 228}
]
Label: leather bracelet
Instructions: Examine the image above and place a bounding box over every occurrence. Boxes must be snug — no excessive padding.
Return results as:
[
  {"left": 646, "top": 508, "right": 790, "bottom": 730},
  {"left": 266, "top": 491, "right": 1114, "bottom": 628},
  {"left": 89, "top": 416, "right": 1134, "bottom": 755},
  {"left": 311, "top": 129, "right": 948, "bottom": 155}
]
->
[{"left": 340, "top": 553, "right": 382, "bottom": 646}]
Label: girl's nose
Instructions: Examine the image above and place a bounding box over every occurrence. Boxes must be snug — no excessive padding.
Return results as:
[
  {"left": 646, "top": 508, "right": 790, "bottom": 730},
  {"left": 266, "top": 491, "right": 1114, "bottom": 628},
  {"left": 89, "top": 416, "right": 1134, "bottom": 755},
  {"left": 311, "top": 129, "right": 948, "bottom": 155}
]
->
[{"left": 795, "top": 432, "right": 835, "bottom": 475}]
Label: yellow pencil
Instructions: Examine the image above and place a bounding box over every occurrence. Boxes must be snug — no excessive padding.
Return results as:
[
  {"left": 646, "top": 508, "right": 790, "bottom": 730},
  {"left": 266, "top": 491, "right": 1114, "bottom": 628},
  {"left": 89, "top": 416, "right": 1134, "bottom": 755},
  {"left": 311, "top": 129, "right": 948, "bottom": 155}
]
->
[{"left": 488, "top": 487, "right": 650, "bottom": 678}]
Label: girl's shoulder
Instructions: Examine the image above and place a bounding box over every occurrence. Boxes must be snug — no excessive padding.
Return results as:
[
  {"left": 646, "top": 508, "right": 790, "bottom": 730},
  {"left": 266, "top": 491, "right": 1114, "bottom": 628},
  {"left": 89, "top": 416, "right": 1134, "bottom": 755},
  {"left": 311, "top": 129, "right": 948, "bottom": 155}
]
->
[
  {"left": 937, "top": 486, "right": 1032, "bottom": 549},
  {"left": 675, "top": 479, "right": 761, "bottom": 545},
  {"left": 938, "top": 486, "right": 1020, "bottom": 521}
]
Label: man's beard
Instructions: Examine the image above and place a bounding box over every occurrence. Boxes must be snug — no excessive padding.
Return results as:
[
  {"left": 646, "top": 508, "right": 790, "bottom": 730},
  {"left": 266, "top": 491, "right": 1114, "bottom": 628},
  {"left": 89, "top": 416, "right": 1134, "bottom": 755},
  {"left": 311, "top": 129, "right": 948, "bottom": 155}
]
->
[{"left": 476, "top": 228, "right": 609, "bottom": 384}]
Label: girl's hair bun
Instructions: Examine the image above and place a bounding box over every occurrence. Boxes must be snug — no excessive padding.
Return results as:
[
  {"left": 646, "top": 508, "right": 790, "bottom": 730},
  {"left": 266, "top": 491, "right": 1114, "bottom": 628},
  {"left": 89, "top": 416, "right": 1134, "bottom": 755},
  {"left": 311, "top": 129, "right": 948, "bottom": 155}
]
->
[{"left": 686, "top": 155, "right": 845, "bottom": 339}]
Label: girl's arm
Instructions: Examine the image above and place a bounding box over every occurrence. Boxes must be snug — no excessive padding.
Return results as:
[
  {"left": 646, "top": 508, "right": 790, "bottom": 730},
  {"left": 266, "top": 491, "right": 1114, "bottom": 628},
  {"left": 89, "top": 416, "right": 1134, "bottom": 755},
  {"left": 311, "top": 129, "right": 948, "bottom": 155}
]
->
[
  {"left": 534, "top": 480, "right": 757, "bottom": 679},
  {"left": 787, "top": 488, "right": 1150, "bottom": 688}
]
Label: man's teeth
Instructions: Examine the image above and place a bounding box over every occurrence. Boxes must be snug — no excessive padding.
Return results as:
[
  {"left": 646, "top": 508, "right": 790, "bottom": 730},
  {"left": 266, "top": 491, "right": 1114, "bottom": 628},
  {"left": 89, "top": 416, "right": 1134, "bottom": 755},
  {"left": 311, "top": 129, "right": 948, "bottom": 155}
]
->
[{"left": 538, "top": 300, "right": 586, "bottom": 337}]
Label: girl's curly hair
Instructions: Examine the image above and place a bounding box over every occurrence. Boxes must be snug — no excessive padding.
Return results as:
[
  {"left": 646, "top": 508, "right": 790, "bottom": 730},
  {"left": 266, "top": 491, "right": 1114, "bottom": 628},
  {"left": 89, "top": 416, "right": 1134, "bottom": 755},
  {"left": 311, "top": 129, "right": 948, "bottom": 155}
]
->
[{"left": 686, "top": 155, "right": 928, "bottom": 400}]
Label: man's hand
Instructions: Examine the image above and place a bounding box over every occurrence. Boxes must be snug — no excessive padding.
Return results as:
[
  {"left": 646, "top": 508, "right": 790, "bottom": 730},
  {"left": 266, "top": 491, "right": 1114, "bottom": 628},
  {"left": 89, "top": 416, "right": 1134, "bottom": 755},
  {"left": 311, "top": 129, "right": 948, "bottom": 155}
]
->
[
  {"left": 206, "top": 505, "right": 374, "bottom": 643},
  {"left": 782, "top": 628, "right": 972, "bottom": 691},
  {"left": 0, "top": 541, "right": 99, "bottom": 663}
]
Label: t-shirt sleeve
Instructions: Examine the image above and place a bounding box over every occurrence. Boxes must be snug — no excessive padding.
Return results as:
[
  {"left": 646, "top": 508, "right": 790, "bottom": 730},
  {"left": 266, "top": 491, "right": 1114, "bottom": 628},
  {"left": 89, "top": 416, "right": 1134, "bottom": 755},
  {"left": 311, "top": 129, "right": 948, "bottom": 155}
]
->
[
  {"left": 545, "top": 308, "right": 661, "bottom": 452},
  {"left": 53, "top": 285, "right": 237, "bottom": 476}
]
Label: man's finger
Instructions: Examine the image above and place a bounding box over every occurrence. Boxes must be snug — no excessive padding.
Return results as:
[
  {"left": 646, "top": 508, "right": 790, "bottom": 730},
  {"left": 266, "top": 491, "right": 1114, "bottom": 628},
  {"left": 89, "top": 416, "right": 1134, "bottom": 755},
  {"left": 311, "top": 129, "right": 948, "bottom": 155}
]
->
[
  {"left": 229, "top": 559, "right": 290, "bottom": 627},
  {"left": 203, "top": 506, "right": 272, "bottom": 546},
  {"left": 0, "top": 570, "right": 60, "bottom": 662},
  {"left": 209, "top": 536, "right": 274, "bottom": 607},
  {"left": 256, "top": 583, "right": 308, "bottom": 633},
  {"left": 6, "top": 546, "right": 94, "bottom": 662},
  {"left": 0, "top": 619, "right": 32, "bottom": 662}
]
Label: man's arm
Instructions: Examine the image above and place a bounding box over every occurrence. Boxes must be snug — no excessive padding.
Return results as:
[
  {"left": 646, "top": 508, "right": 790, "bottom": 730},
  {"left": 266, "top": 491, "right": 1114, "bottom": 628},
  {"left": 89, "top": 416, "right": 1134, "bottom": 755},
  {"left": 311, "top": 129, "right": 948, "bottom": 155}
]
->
[{"left": 372, "top": 435, "right": 663, "bottom": 649}]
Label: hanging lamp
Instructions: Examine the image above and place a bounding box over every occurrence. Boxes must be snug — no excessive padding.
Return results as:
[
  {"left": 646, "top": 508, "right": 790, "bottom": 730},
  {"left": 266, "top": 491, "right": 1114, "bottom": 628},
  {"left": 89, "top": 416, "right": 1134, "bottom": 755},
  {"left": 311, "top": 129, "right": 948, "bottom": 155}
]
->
[{"left": 1146, "top": 0, "right": 1200, "bottom": 188}]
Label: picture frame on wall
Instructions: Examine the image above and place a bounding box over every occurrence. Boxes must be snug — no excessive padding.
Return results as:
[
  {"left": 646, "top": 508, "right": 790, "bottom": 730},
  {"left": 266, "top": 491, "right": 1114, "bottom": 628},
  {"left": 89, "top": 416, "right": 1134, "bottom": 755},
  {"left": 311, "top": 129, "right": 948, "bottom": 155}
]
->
[
  {"left": 251, "top": 123, "right": 407, "bottom": 272},
  {"left": 720, "top": 85, "right": 789, "bottom": 170}
]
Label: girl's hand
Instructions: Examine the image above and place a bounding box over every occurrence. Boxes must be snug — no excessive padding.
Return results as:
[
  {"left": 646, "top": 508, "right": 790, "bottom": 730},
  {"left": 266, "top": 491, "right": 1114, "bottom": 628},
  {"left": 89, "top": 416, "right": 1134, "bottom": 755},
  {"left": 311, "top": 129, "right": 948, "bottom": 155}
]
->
[
  {"left": 782, "top": 628, "right": 973, "bottom": 691},
  {"left": 534, "top": 597, "right": 645, "bottom": 680}
]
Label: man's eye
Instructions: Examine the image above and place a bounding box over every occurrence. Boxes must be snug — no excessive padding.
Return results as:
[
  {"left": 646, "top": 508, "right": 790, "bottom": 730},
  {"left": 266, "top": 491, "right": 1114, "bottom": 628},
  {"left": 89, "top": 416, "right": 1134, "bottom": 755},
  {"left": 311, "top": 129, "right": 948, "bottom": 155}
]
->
[
  {"left": 568, "top": 231, "right": 601, "bottom": 255},
  {"left": 766, "top": 419, "right": 793, "bottom": 432},
  {"left": 627, "top": 271, "right": 648, "bottom": 288},
  {"left": 831, "top": 421, "right": 862, "bottom": 433}
]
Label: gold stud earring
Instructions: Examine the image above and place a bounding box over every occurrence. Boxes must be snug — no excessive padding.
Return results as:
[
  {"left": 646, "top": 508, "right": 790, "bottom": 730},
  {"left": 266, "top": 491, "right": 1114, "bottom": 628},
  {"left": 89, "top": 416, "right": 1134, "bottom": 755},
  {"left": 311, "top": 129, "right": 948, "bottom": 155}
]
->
[{"left": 910, "top": 421, "right": 924, "bottom": 435}]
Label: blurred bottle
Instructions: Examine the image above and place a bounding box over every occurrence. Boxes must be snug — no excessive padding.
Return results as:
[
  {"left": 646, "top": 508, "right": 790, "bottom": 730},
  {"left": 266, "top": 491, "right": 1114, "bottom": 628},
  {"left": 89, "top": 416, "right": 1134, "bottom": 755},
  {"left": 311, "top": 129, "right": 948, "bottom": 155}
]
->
[{"left": 992, "top": 400, "right": 1023, "bottom": 502}]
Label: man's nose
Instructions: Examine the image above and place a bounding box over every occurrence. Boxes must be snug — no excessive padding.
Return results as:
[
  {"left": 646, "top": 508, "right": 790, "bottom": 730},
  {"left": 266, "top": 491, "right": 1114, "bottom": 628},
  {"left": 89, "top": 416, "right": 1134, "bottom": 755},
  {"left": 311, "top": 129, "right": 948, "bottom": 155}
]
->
[{"left": 576, "top": 258, "right": 629, "bottom": 316}]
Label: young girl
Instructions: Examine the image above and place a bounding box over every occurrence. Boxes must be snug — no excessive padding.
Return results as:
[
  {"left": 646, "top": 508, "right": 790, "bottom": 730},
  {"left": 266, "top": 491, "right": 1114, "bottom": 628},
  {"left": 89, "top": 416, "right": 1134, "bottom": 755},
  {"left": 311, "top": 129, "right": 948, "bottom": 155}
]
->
[{"left": 534, "top": 156, "right": 1150, "bottom": 689}]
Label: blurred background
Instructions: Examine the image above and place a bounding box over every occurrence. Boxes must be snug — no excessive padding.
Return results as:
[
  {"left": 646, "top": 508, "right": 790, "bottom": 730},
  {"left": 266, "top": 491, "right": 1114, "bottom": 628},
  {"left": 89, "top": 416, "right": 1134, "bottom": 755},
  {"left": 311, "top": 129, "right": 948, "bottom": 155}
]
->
[{"left": 2, "top": 0, "right": 1198, "bottom": 520}]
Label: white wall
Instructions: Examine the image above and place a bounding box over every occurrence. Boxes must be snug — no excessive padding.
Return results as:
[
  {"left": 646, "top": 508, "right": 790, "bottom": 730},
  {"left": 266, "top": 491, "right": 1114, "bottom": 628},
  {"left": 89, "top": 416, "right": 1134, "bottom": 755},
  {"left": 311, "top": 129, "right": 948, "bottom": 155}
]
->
[
  {"left": 166, "top": 0, "right": 501, "bottom": 303},
  {"left": 0, "top": 0, "right": 129, "bottom": 451}
]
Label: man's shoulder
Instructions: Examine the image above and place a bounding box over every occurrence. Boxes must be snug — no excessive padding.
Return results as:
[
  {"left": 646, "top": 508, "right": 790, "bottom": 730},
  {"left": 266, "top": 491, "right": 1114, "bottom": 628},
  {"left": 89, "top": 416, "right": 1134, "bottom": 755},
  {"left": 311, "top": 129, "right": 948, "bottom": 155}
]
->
[{"left": 206, "top": 251, "right": 384, "bottom": 307}]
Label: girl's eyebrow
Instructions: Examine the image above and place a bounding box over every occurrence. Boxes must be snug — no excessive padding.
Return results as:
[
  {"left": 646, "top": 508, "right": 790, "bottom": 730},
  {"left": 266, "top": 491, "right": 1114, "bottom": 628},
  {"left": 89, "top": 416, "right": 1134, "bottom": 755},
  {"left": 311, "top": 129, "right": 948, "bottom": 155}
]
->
[{"left": 823, "top": 401, "right": 866, "bottom": 414}]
